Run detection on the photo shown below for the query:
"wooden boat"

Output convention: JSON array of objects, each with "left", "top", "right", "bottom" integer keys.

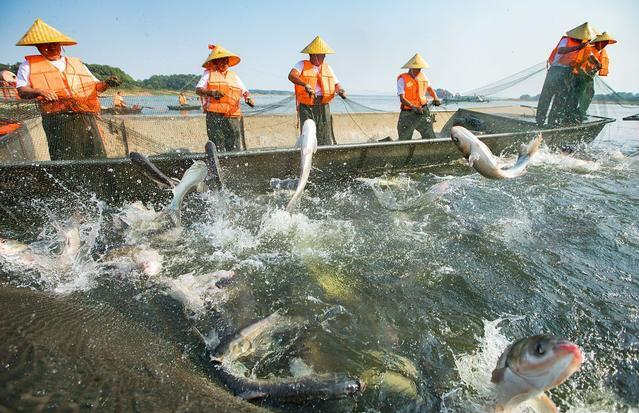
[
  {"left": 0, "top": 106, "right": 615, "bottom": 220},
  {"left": 167, "top": 104, "right": 201, "bottom": 111},
  {"left": 102, "top": 106, "right": 143, "bottom": 115}
]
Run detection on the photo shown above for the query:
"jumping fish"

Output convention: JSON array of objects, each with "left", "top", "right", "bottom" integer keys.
[
  {"left": 101, "top": 245, "right": 163, "bottom": 277},
  {"left": 286, "top": 119, "right": 318, "bottom": 212},
  {"left": 193, "top": 311, "right": 363, "bottom": 402},
  {"left": 160, "top": 161, "right": 208, "bottom": 226},
  {"left": 450, "top": 126, "right": 542, "bottom": 179},
  {"left": 204, "top": 141, "right": 224, "bottom": 190},
  {"left": 129, "top": 151, "right": 178, "bottom": 189},
  {"left": 491, "top": 335, "right": 584, "bottom": 413}
]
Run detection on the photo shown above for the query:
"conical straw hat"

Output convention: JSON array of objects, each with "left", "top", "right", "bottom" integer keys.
[
  {"left": 16, "top": 18, "right": 77, "bottom": 46},
  {"left": 565, "top": 22, "right": 598, "bottom": 40},
  {"left": 202, "top": 44, "right": 241, "bottom": 68},
  {"left": 402, "top": 53, "right": 430, "bottom": 69},
  {"left": 592, "top": 32, "right": 617, "bottom": 44},
  {"left": 300, "top": 36, "right": 335, "bottom": 54}
]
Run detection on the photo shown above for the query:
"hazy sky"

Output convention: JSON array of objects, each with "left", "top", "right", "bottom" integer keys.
[{"left": 2, "top": 0, "right": 637, "bottom": 94}]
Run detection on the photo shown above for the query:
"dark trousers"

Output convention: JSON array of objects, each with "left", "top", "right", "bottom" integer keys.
[
  {"left": 570, "top": 73, "right": 595, "bottom": 121},
  {"left": 298, "top": 99, "right": 335, "bottom": 146},
  {"left": 41, "top": 112, "right": 106, "bottom": 160},
  {"left": 206, "top": 112, "right": 244, "bottom": 151},
  {"left": 397, "top": 108, "right": 436, "bottom": 140},
  {"left": 536, "top": 66, "right": 574, "bottom": 126}
]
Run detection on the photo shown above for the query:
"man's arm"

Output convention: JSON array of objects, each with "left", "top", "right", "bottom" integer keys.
[
  {"left": 288, "top": 69, "right": 314, "bottom": 98},
  {"left": 427, "top": 87, "right": 441, "bottom": 105},
  {"left": 558, "top": 42, "right": 587, "bottom": 54},
  {"left": 17, "top": 86, "right": 58, "bottom": 101}
]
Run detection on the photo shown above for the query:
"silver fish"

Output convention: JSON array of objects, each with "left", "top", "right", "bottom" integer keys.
[
  {"left": 451, "top": 126, "right": 542, "bottom": 179},
  {"left": 160, "top": 161, "right": 208, "bottom": 226},
  {"left": 286, "top": 119, "right": 318, "bottom": 212},
  {"left": 193, "top": 311, "right": 363, "bottom": 402},
  {"left": 204, "top": 141, "right": 224, "bottom": 190},
  {"left": 491, "top": 335, "right": 584, "bottom": 412}
]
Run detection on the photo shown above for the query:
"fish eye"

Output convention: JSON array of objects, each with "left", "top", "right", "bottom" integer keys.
[{"left": 535, "top": 342, "right": 547, "bottom": 355}]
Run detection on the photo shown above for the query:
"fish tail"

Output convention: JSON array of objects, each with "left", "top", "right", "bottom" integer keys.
[{"left": 286, "top": 192, "right": 301, "bottom": 212}]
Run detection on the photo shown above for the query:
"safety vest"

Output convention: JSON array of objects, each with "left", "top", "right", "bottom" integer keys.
[
  {"left": 294, "top": 61, "right": 336, "bottom": 106},
  {"left": 547, "top": 36, "right": 585, "bottom": 68},
  {"left": 205, "top": 70, "right": 242, "bottom": 117},
  {"left": 0, "top": 81, "right": 18, "bottom": 100},
  {"left": 26, "top": 55, "right": 100, "bottom": 114},
  {"left": 598, "top": 49, "right": 609, "bottom": 76},
  {"left": 179, "top": 94, "right": 187, "bottom": 105},
  {"left": 398, "top": 72, "right": 429, "bottom": 110},
  {"left": 0, "top": 120, "right": 21, "bottom": 137}
]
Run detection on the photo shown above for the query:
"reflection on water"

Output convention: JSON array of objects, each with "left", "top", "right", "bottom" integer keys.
[{"left": 1, "top": 110, "right": 639, "bottom": 412}]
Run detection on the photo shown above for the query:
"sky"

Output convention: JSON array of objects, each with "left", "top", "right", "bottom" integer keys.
[{"left": 2, "top": 0, "right": 638, "bottom": 95}]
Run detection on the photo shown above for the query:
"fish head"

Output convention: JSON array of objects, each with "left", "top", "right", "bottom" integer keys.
[
  {"left": 0, "top": 238, "right": 28, "bottom": 255},
  {"left": 450, "top": 126, "right": 476, "bottom": 159},
  {"left": 186, "top": 161, "right": 209, "bottom": 179},
  {"left": 493, "top": 335, "right": 584, "bottom": 393}
]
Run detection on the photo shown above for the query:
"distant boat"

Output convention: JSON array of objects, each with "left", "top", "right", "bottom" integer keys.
[
  {"left": 167, "top": 104, "right": 201, "bottom": 111},
  {"left": 102, "top": 106, "right": 143, "bottom": 115},
  {"left": 443, "top": 95, "right": 489, "bottom": 104}
]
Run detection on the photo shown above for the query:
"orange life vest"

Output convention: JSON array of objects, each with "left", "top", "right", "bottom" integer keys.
[
  {"left": 547, "top": 36, "right": 585, "bottom": 68},
  {"left": 179, "top": 94, "right": 187, "bottom": 105},
  {"left": 0, "top": 120, "right": 21, "bottom": 137},
  {"left": 1, "top": 81, "right": 19, "bottom": 100},
  {"left": 398, "top": 72, "right": 429, "bottom": 110},
  {"left": 205, "top": 69, "right": 242, "bottom": 117},
  {"left": 26, "top": 55, "right": 100, "bottom": 114},
  {"left": 598, "top": 48, "right": 609, "bottom": 76},
  {"left": 294, "top": 61, "right": 336, "bottom": 106}
]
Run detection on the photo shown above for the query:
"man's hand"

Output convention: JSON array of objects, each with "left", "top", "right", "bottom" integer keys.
[
  {"left": 104, "top": 75, "right": 122, "bottom": 87},
  {"left": 209, "top": 90, "right": 225, "bottom": 99},
  {"left": 38, "top": 88, "right": 59, "bottom": 101},
  {"left": 412, "top": 105, "right": 424, "bottom": 114},
  {"left": 432, "top": 99, "right": 442, "bottom": 106},
  {"left": 245, "top": 97, "right": 255, "bottom": 108},
  {"left": 304, "top": 84, "right": 315, "bottom": 98},
  {"left": 337, "top": 89, "right": 347, "bottom": 99}
]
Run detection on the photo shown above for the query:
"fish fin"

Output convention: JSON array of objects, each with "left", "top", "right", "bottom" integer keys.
[
  {"left": 156, "top": 206, "right": 180, "bottom": 227},
  {"left": 239, "top": 391, "right": 268, "bottom": 400},
  {"left": 529, "top": 393, "right": 558, "bottom": 413},
  {"left": 468, "top": 152, "right": 480, "bottom": 168},
  {"left": 491, "top": 367, "right": 507, "bottom": 384}
]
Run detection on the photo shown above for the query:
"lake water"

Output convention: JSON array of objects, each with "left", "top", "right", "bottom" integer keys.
[{"left": 1, "top": 103, "right": 638, "bottom": 412}]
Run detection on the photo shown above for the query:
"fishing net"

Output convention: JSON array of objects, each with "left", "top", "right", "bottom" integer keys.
[{"left": 0, "top": 57, "right": 635, "bottom": 163}]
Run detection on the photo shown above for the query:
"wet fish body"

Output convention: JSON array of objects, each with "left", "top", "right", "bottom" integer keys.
[
  {"left": 450, "top": 126, "right": 542, "bottom": 179},
  {"left": 212, "top": 362, "right": 362, "bottom": 402},
  {"left": 161, "top": 161, "right": 208, "bottom": 226},
  {"left": 286, "top": 119, "right": 317, "bottom": 211},
  {"left": 491, "top": 335, "right": 584, "bottom": 412},
  {"left": 101, "top": 245, "right": 163, "bottom": 277}
]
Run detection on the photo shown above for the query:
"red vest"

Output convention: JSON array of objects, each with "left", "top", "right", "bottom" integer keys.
[
  {"left": 294, "top": 61, "right": 336, "bottom": 106},
  {"left": 26, "top": 55, "right": 100, "bottom": 114},
  {"left": 205, "top": 69, "right": 242, "bottom": 117}
]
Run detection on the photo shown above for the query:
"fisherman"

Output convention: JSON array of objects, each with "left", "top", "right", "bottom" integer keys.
[
  {"left": 396, "top": 53, "right": 442, "bottom": 141},
  {"left": 536, "top": 22, "right": 597, "bottom": 126},
  {"left": 178, "top": 91, "right": 188, "bottom": 106},
  {"left": 570, "top": 32, "right": 617, "bottom": 122},
  {"left": 0, "top": 70, "right": 19, "bottom": 100},
  {"left": 15, "top": 18, "right": 121, "bottom": 160},
  {"left": 195, "top": 44, "right": 254, "bottom": 152},
  {"left": 288, "top": 36, "right": 347, "bottom": 146},
  {"left": 113, "top": 91, "right": 127, "bottom": 108}
]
